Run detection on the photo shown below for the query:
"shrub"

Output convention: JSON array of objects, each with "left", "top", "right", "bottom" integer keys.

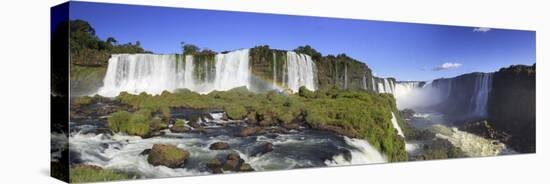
[
  {"left": 225, "top": 104, "right": 247, "bottom": 120},
  {"left": 107, "top": 110, "right": 151, "bottom": 137}
]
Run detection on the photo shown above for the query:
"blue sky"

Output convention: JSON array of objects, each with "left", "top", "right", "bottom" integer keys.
[{"left": 67, "top": 2, "right": 535, "bottom": 81}]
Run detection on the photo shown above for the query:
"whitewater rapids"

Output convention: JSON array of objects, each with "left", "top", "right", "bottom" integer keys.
[{"left": 67, "top": 118, "right": 387, "bottom": 178}]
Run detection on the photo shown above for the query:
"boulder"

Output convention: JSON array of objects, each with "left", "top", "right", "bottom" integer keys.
[
  {"left": 206, "top": 159, "right": 222, "bottom": 168},
  {"left": 239, "top": 163, "right": 254, "bottom": 172},
  {"left": 139, "top": 149, "right": 151, "bottom": 156},
  {"left": 147, "top": 144, "right": 190, "bottom": 168},
  {"left": 238, "top": 127, "right": 262, "bottom": 137},
  {"left": 170, "top": 126, "right": 190, "bottom": 133},
  {"left": 209, "top": 142, "right": 230, "bottom": 150},
  {"left": 227, "top": 153, "right": 241, "bottom": 161},
  {"left": 188, "top": 121, "right": 201, "bottom": 129},
  {"left": 223, "top": 159, "right": 240, "bottom": 171},
  {"left": 253, "top": 143, "right": 273, "bottom": 156},
  {"left": 282, "top": 122, "right": 300, "bottom": 130},
  {"left": 206, "top": 159, "right": 223, "bottom": 174}
]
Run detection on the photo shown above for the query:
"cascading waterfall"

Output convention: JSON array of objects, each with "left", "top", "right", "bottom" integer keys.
[
  {"left": 374, "top": 77, "right": 396, "bottom": 94},
  {"left": 470, "top": 73, "right": 492, "bottom": 117},
  {"left": 212, "top": 49, "right": 251, "bottom": 91},
  {"left": 285, "top": 52, "right": 317, "bottom": 92},
  {"left": 98, "top": 49, "right": 319, "bottom": 96},
  {"left": 362, "top": 74, "right": 367, "bottom": 90},
  {"left": 344, "top": 64, "right": 348, "bottom": 89},
  {"left": 391, "top": 112, "right": 404, "bottom": 137},
  {"left": 98, "top": 50, "right": 251, "bottom": 97},
  {"left": 99, "top": 54, "right": 182, "bottom": 97},
  {"left": 272, "top": 52, "right": 277, "bottom": 87},
  {"left": 324, "top": 137, "right": 386, "bottom": 166}
]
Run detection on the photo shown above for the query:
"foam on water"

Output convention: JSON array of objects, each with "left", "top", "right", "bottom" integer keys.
[
  {"left": 429, "top": 124, "right": 509, "bottom": 157},
  {"left": 325, "top": 137, "right": 386, "bottom": 166}
]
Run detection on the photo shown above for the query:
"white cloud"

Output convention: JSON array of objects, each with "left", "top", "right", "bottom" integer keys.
[
  {"left": 433, "top": 62, "right": 462, "bottom": 71},
  {"left": 473, "top": 27, "right": 491, "bottom": 32}
]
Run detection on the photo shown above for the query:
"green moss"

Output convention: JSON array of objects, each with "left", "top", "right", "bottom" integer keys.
[
  {"left": 174, "top": 119, "right": 186, "bottom": 127},
  {"left": 107, "top": 110, "right": 152, "bottom": 137},
  {"left": 70, "top": 165, "right": 130, "bottom": 183},
  {"left": 225, "top": 104, "right": 247, "bottom": 120},
  {"left": 150, "top": 117, "right": 166, "bottom": 131}
]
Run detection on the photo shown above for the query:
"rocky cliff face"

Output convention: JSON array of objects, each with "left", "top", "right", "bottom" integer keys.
[
  {"left": 249, "top": 46, "right": 376, "bottom": 92},
  {"left": 431, "top": 72, "right": 490, "bottom": 121},
  {"left": 488, "top": 64, "right": 535, "bottom": 153},
  {"left": 429, "top": 64, "right": 535, "bottom": 153},
  {"left": 316, "top": 54, "right": 375, "bottom": 91}
]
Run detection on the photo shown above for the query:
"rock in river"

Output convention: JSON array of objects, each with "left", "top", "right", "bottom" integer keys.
[
  {"left": 147, "top": 144, "right": 190, "bottom": 168},
  {"left": 209, "top": 142, "right": 230, "bottom": 150}
]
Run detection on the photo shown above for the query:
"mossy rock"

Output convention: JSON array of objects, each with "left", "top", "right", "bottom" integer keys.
[{"left": 147, "top": 144, "right": 190, "bottom": 168}]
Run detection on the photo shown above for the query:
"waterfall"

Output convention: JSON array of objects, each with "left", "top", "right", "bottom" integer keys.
[
  {"left": 99, "top": 54, "right": 180, "bottom": 97},
  {"left": 325, "top": 137, "right": 386, "bottom": 166},
  {"left": 98, "top": 49, "right": 251, "bottom": 97},
  {"left": 272, "top": 52, "right": 277, "bottom": 86},
  {"left": 212, "top": 49, "right": 251, "bottom": 91},
  {"left": 394, "top": 81, "right": 426, "bottom": 109},
  {"left": 391, "top": 112, "right": 405, "bottom": 137},
  {"left": 97, "top": 49, "right": 321, "bottom": 97},
  {"left": 371, "top": 77, "right": 377, "bottom": 92},
  {"left": 285, "top": 52, "right": 317, "bottom": 92},
  {"left": 470, "top": 73, "right": 493, "bottom": 117},
  {"left": 395, "top": 73, "right": 493, "bottom": 118},
  {"left": 374, "top": 77, "right": 396, "bottom": 94},
  {"left": 344, "top": 64, "right": 348, "bottom": 89},
  {"left": 362, "top": 74, "right": 367, "bottom": 90}
]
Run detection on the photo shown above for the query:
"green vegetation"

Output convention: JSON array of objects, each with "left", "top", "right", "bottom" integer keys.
[
  {"left": 174, "top": 119, "right": 186, "bottom": 127},
  {"left": 109, "top": 86, "right": 407, "bottom": 162},
  {"left": 72, "top": 96, "right": 94, "bottom": 106},
  {"left": 107, "top": 110, "right": 152, "bottom": 137},
  {"left": 70, "top": 165, "right": 131, "bottom": 183},
  {"left": 294, "top": 45, "right": 322, "bottom": 61}
]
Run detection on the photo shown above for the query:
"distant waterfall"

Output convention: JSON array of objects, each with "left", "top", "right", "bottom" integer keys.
[
  {"left": 374, "top": 77, "right": 396, "bottom": 94},
  {"left": 394, "top": 81, "right": 426, "bottom": 109},
  {"left": 98, "top": 49, "right": 251, "bottom": 97},
  {"left": 470, "top": 73, "right": 492, "bottom": 117},
  {"left": 285, "top": 52, "right": 317, "bottom": 92},
  {"left": 396, "top": 73, "right": 493, "bottom": 118}
]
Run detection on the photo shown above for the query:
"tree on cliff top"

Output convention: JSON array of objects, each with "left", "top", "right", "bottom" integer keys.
[{"left": 294, "top": 45, "right": 322, "bottom": 61}]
